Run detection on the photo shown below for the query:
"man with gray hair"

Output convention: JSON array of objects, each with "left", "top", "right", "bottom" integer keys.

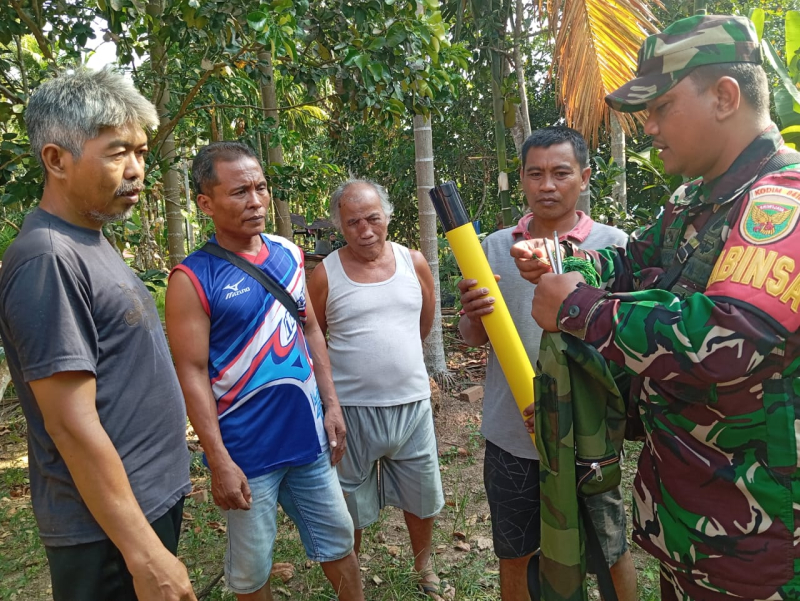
[
  {"left": 0, "top": 68, "right": 195, "bottom": 600},
  {"left": 308, "top": 180, "right": 450, "bottom": 600}
]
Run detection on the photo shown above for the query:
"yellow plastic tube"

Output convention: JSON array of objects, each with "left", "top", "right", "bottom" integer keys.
[{"left": 446, "top": 222, "right": 536, "bottom": 443}]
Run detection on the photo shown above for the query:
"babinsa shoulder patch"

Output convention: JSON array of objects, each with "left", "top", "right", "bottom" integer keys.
[{"left": 740, "top": 185, "right": 800, "bottom": 244}]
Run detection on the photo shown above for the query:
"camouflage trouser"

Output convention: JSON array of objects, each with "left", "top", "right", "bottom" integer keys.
[{"left": 659, "top": 563, "right": 800, "bottom": 600}]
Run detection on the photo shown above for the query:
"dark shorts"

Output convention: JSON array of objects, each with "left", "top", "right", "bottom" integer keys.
[
  {"left": 45, "top": 497, "right": 185, "bottom": 601},
  {"left": 483, "top": 440, "right": 628, "bottom": 568}
]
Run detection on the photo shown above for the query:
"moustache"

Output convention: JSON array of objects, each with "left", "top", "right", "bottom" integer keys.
[{"left": 116, "top": 180, "right": 144, "bottom": 196}]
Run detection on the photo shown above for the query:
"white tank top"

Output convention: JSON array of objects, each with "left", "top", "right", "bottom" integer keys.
[{"left": 323, "top": 242, "right": 431, "bottom": 407}]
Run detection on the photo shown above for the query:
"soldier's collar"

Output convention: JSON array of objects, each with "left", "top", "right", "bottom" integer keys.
[{"left": 702, "top": 123, "right": 783, "bottom": 205}]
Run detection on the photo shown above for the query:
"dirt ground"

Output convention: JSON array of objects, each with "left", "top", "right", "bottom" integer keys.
[{"left": 0, "top": 331, "right": 659, "bottom": 599}]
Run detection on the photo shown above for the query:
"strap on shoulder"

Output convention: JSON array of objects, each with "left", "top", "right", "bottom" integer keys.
[
  {"left": 658, "top": 150, "right": 800, "bottom": 292},
  {"left": 758, "top": 150, "right": 800, "bottom": 178},
  {"left": 200, "top": 242, "right": 302, "bottom": 328}
]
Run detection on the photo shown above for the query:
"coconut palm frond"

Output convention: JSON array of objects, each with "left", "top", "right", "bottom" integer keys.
[
  {"left": 544, "top": 0, "right": 660, "bottom": 147},
  {"left": 284, "top": 103, "right": 329, "bottom": 131}
]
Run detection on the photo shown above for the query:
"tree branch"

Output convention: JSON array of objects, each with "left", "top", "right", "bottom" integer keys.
[
  {"left": 0, "top": 83, "right": 24, "bottom": 105},
  {"left": 478, "top": 45, "right": 515, "bottom": 64},
  {"left": 9, "top": 0, "right": 53, "bottom": 62},
  {"left": 2, "top": 218, "right": 20, "bottom": 232},
  {"left": 0, "top": 153, "right": 30, "bottom": 173},
  {"left": 187, "top": 95, "right": 338, "bottom": 116},
  {"left": 15, "top": 35, "right": 29, "bottom": 96},
  {"left": 151, "top": 46, "right": 251, "bottom": 149}
]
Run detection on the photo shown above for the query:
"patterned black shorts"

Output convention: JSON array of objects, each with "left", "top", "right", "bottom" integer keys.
[
  {"left": 483, "top": 439, "right": 541, "bottom": 558},
  {"left": 483, "top": 439, "right": 628, "bottom": 566}
]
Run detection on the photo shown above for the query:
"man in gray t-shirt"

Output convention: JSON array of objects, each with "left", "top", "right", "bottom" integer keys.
[
  {"left": 458, "top": 127, "right": 635, "bottom": 601},
  {"left": 0, "top": 69, "right": 194, "bottom": 601}
]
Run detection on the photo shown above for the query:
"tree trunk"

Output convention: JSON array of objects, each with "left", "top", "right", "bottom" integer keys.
[
  {"left": 0, "top": 354, "right": 10, "bottom": 401},
  {"left": 159, "top": 132, "right": 185, "bottom": 267},
  {"left": 413, "top": 114, "right": 448, "bottom": 378},
  {"left": 491, "top": 49, "right": 513, "bottom": 226},
  {"left": 183, "top": 160, "right": 195, "bottom": 251},
  {"left": 577, "top": 188, "right": 591, "bottom": 216},
  {"left": 513, "top": 0, "right": 532, "bottom": 142},
  {"left": 258, "top": 50, "right": 293, "bottom": 240},
  {"left": 610, "top": 113, "right": 627, "bottom": 210},
  {"left": 510, "top": 105, "right": 525, "bottom": 158},
  {"left": 148, "top": 2, "right": 186, "bottom": 268}
]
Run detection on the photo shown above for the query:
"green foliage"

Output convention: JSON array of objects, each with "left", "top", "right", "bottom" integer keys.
[
  {"left": 438, "top": 235, "right": 461, "bottom": 308},
  {"left": 590, "top": 143, "right": 683, "bottom": 234},
  {"left": 757, "top": 7, "right": 800, "bottom": 147},
  {"left": 589, "top": 155, "right": 625, "bottom": 205},
  {"left": 138, "top": 268, "right": 168, "bottom": 293},
  {"left": 0, "top": 210, "right": 26, "bottom": 261}
]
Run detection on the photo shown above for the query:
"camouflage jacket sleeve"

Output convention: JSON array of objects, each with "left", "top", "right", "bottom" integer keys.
[{"left": 557, "top": 176, "right": 800, "bottom": 386}]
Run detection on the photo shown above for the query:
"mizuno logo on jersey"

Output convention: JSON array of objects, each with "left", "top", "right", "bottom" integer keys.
[{"left": 224, "top": 277, "right": 251, "bottom": 300}]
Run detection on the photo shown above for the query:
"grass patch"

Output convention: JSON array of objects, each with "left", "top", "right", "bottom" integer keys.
[
  {"left": 0, "top": 406, "right": 663, "bottom": 600},
  {"left": 0, "top": 409, "right": 47, "bottom": 600},
  {"left": 151, "top": 285, "right": 167, "bottom": 321}
]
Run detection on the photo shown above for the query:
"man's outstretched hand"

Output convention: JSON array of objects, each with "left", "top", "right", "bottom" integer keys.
[{"left": 510, "top": 240, "right": 554, "bottom": 284}]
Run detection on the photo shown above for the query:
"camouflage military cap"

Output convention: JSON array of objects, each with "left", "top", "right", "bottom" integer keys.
[{"left": 606, "top": 14, "right": 762, "bottom": 113}]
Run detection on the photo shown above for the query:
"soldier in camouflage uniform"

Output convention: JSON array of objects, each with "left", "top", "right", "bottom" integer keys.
[{"left": 512, "top": 14, "right": 800, "bottom": 600}]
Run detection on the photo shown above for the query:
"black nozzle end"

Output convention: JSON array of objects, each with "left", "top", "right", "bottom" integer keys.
[{"left": 429, "top": 181, "right": 470, "bottom": 232}]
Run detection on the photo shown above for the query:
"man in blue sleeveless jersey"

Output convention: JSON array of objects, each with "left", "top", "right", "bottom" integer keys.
[{"left": 166, "top": 142, "right": 363, "bottom": 601}]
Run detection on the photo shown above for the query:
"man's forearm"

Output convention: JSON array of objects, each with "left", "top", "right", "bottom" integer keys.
[
  {"left": 178, "top": 370, "right": 233, "bottom": 468},
  {"left": 305, "top": 326, "right": 340, "bottom": 408},
  {"left": 48, "top": 419, "right": 166, "bottom": 567},
  {"left": 458, "top": 315, "right": 490, "bottom": 347}
]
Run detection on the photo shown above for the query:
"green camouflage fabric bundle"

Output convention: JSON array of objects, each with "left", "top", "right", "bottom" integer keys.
[{"left": 534, "top": 333, "right": 626, "bottom": 601}]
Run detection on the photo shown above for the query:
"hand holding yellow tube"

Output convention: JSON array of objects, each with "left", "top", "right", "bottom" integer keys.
[{"left": 430, "top": 182, "right": 536, "bottom": 443}]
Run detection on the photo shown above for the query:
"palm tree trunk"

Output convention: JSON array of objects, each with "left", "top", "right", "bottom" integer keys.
[
  {"left": 183, "top": 160, "right": 196, "bottom": 250},
  {"left": 413, "top": 114, "right": 448, "bottom": 377},
  {"left": 610, "top": 113, "right": 627, "bottom": 210},
  {"left": 491, "top": 49, "right": 513, "bottom": 226},
  {"left": 513, "top": 0, "right": 532, "bottom": 142},
  {"left": 259, "top": 50, "right": 293, "bottom": 239}
]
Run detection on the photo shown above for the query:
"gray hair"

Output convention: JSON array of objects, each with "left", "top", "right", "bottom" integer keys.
[
  {"left": 26, "top": 67, "right": 159, "bottom": 173},
  {"left": 330, "top": 179, "right": 394, "bottom": 229}
]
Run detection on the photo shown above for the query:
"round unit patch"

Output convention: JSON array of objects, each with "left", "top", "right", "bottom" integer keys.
[{"left": 740, "top": 186, "right": 800, "bottom": 245}]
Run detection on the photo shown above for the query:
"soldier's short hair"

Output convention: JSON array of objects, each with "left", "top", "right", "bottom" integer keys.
[
  {"left": 521, "top": 126, "right": 589, "bottom": 171},
  {"left": 26, "top": 67, "right": 159, "bottom": 175},
  {"left": 688, "top": 62, "right": 770, "bottom": 117},
  {"left": 192, "top": 141, "right": 260, "bottom": 196}
]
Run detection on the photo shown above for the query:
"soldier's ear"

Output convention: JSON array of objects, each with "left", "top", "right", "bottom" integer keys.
[{"left": 713, "top": 76, "right": 741, "bottom": 121}]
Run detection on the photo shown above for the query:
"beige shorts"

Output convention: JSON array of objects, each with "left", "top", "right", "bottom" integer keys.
[{"left": 337, "top": 399, "right": 445, "bottom": 529}]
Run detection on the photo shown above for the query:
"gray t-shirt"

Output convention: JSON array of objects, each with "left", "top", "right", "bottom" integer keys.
[
  {"left": 480, "top": 215, "right": 628, "bottom": 459},
  {"left": 0, "top": 209, "right": 191, "bottom": 546}
]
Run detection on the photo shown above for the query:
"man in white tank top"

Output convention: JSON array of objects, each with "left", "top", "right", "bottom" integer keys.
[{"left": 308, "top": 180, "right": 450, "bottom": 600}]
